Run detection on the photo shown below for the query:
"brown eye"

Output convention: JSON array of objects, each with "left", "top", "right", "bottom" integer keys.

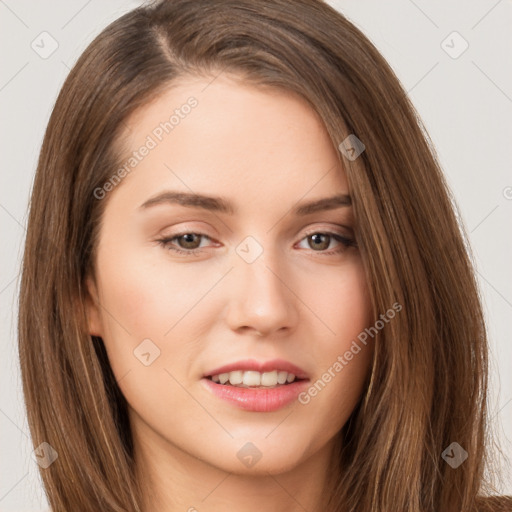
[
  {"left": 297, "top": 230, "right": 355, "bottom": 256},
  {"left": 157, "top": 232, "right": 213, "bottom": 256},
  {"left": 308, "top": 233, "right": 331, "bottom": 251},
  {"left": 176, "top": 233, "right": 203, "bottom": 250}
]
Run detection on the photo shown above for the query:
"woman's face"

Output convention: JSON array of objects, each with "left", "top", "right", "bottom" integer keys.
[{"left": 86, "top": 74, "right": 373, "bottom": 477}]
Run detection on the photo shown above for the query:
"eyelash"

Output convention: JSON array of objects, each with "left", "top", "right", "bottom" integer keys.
[{"left": 156, "top": 229, "right": 356, "bottom": 257}]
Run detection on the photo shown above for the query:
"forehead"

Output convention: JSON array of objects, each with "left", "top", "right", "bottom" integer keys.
[{"left": 109, "top": 74, "right": 349, "bottom": 212}]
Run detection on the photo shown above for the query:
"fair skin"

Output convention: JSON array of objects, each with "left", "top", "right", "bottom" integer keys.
[{"left": 86, "top": 73, "right": 374, "bottom": 512}]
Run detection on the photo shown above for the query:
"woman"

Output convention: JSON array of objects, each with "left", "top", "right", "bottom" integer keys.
[{"left": 18, "top": 0, "right": 511, "bottom": 510}]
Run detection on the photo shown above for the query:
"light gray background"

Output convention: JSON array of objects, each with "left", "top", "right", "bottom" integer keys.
[{"left": 1, "top": 1, "right": 511, "bottom": 510}]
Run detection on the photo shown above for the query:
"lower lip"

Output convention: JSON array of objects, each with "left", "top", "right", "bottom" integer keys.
[{"left": 201, "top": 378, "right": 310, "bottom": 412}]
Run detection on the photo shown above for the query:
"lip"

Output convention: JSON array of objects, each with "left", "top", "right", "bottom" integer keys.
[
  {"left": 201, "top": 377, "right": 310, "bottom": 412},
  {"left": 203, "top": 358, "right": 309, "bottom": 380}
]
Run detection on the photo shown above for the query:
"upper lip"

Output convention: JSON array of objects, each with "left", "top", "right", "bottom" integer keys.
[{"left": 204, "top": 358, "right": 309, "bottom": 380}]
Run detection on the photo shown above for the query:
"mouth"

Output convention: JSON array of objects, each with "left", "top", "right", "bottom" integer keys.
[
  {"left": 201, "top": 359, "right": 310, "bottom": 411},
  {"left": 203, "top": 358, "right": 309, "bottom": 389},
  {"left": 205, "top": 370, "right": 307, "bottom": 388}
]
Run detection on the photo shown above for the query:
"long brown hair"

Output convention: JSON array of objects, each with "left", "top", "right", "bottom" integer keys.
[{"left": 18, "top": 0, "right": 510, "bottom": 510}]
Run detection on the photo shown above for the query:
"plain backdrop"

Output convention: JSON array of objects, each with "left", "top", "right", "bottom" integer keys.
[{"left": 1, "top": 1, "right": 511, "bottom": 510}]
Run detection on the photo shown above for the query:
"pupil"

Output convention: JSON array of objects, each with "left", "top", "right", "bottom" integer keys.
[
  {"left": 310, "top": 233, "right": 329, "bottom": 250},
  {"left": 180, "top": 234, "right": 199, "bottom": 248}
]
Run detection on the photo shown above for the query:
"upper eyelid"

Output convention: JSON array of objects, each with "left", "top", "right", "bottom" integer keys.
[
  {"left": 159, "top": 234, "right": 351, "bottom": 258},
  {"left": 161, "top": 227, "right": 353, "bottom": 247},
  {"left": 161, "top": 221, "right": 353, "bottom": 238}
]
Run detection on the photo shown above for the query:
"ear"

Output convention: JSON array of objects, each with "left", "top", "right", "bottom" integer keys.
[{"left": 85, "top": 276, "right": 103, "bottom": 337}]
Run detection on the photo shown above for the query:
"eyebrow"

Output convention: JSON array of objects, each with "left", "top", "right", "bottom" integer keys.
[{"left": 139, "top": 191, "right": 352, "bottom": 215}]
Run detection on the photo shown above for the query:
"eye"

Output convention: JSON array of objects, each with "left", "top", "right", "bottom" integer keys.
[
  {"left": 296, "top": 231, "right": 356, "bottom": 256},
  {"left": 157, "top": 232, "right": 212, "bottom": 256},
  {"left": 156, "top": 229, "right": 356, "bottom": 257}
]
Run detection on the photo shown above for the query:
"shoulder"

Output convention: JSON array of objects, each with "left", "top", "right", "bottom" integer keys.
[{"left": 473, "top": 495, "right": 512, "bottom": 512}]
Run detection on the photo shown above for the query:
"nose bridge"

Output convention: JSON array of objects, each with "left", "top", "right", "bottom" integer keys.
[{"left": 225, "top": 235, "right": 298, "bottom": 335}]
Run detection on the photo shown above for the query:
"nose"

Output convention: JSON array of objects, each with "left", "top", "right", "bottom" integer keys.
[{"left": 224, "top": 252, "right": 299, "bottom": 337}]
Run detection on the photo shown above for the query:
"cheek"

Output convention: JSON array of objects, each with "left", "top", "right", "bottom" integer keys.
[
  {"left": 92, "top": 249, "right": 214, "bottom": 423},
  {"left": 298, "top": 257, "right": 373, "bottom": 427},
  {"left": 93, "top": 244, "right": 229, "bottom": 398},
  {"left": 309, "top": 256, "right": 371, "bottom": 340},
  {"left": 95, "top": 246, "right": 221, "bottom": 341}
]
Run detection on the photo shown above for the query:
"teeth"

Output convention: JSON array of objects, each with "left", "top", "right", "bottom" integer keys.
[
  {"left": 277, "top": 371, "right": 288, "bottom": 384},
  {"left": 261, "top": 370, "right": 277, "bottom": 386},
  {"left": 209, "top": 370, "right": 298, "bottom": 387},
  {"left": 229, "top": 370, "right": 243, "bottom": 385},
  {"left": 243, "top": 371, "right": 261, "bottom": 386}
]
